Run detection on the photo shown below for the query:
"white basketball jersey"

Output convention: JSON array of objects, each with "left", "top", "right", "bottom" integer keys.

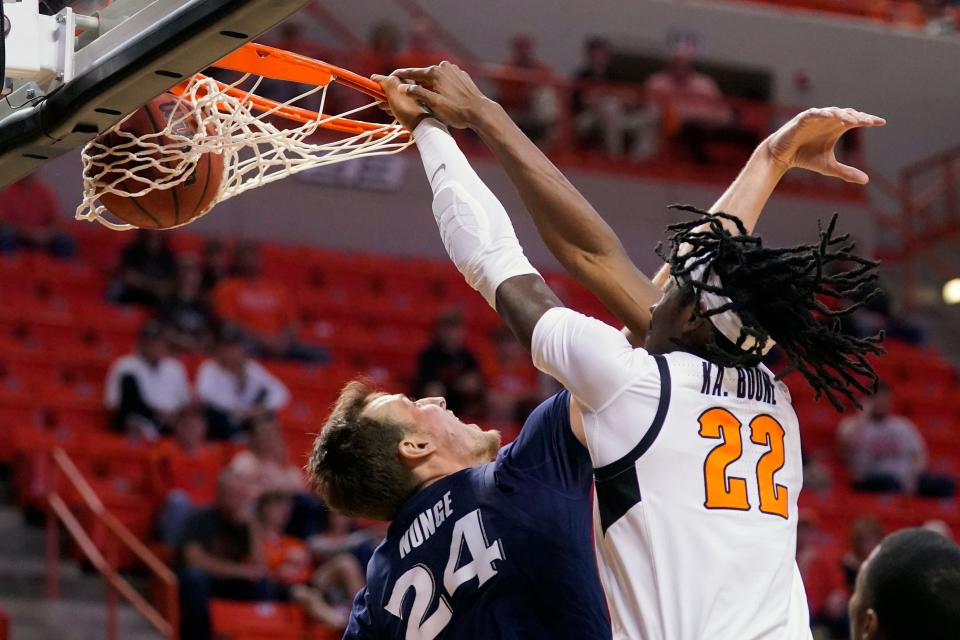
[{"left": 532, "top": 307, "right": 812, "bottom": 640}]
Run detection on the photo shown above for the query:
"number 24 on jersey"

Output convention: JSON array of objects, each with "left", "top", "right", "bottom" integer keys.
[{"left": 385, "top": 509, "right": 504, "bottom": 640}]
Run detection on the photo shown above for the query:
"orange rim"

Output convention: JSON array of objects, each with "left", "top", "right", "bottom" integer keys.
[
  {"left": 215, "top": 42, "right": 386, "bottom": 101},
  {"left": 168, "top": 42, "right": 404, "bottom": 138},
  {"left": 170, "top": 42, "right": 406, "bottom": 137}
]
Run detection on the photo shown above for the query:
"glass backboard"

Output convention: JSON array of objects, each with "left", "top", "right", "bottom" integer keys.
[{"left": 0, "top": 0, "right": 311, "bottom": 188}]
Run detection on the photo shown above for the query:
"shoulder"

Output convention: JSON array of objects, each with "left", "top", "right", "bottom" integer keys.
[
  {"left": 892, "top": 416, "right": 920, "bottom": 435},
  {"left": 161, "top": 357, "right": 188, "bottom": 376},
  {"left": 110, "top": 354, "right": 140, "bottom": 371},
  {"left": 246, "top": 360, "right": 274, "bottom": 380},
  {"left": 692, "top": 73, "right": 721, "bottom": 92},
  {"left": 196, "top": 359, "right": 219, "bottom": 378}
]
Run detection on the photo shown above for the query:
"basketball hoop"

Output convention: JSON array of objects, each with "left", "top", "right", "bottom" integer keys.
[{"left": 76, "top": 43, "right": 413, "bottom": 230}]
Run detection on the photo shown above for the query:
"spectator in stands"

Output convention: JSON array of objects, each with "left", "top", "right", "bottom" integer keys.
[
  {"left": 261, "top": 22, "right": 330, "bottom": 108},
  {"left": 108, "top": 230, "right": 177, "bottom": 307},
  {"left": 801, "top": 452, "right": 834, "bottom": 493},
  {"left": 0, "top": 175, "right": 75, "bottom": 258},
  {"left": 308, "top": 510, "right": 381, "bottom": 573},
  {"left": 270, "top": 20, "right": 325, "bottom": 59},
  {"left": 104, "top": 321, "right": 191, "bottom": 440},
  {"left": 229, "top": 415, "right": 323, "bottom": 538},
  {"left": 414, "top": 309, "right": 485, "bottom": 417},
  {"left": 843, "top": 516, "right": 885, "bottom": 591},
  {"left": 571, "top": 37, "right": 659, "bottom": 160},
  {"left": 154, "top": 405, "right": 224, "bottom": 545},
  {"left": 257, "top": 491, "right": 363, "bottom": 632},
  {"left": 923, "top": 0, "right": 957, "bottom": 35},
  {"left": 196, "top": 325, "right": 290, "bottom": 440},
  {"left": 358, "top": 20, "right": 401, "bottom": 79},
  {"left": 850, "top": 287, "right": 925, "bottom": 345},
  {"left": 161, "top": 254, "right": 215, "bottom": 353},
  {"left": 484, "top": 326, "right": 539, "bottom": 439},
  {"left": 212, "top": 240, "right": 327, "bottom": 362},
  {"left": 397, "top": 18, "right": 450, "bottom": 69},
  {"left": 496, "top": 33, "right": 557, "bottom": 145},
  {"left": 229, "top": 415, "right": 303, "bottom": 495},
  {"left": 177, "top": 469, "right": 281, "bottom": 640},
  {"left": 645, "top": 43, "right": 759, "bottom": 164},
  {"left": 200, "top": 237, "right": 231, "bottom": 294},
  {"left": 257, "top": 490, "right": 313, "bottom": 585},
  {"left": 838, "top": 384, "right": 956, "bottom": 497},
  {"left": 796, "top": 510, "right": 848, "bottom": 638}
]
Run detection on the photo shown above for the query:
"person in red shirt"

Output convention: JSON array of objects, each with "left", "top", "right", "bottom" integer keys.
[
  {"left": 644, "top": 43, "right": 759, "bottom": 164},
  {"left": 256, "top": 490, "right": 364, "bottom": 633},
  {"left": 0, "top": 175, "right": 75, "bottom": 258},
  {"left": 356, "top": 21, "right": 402, "bottom": 82},
  {"left": 396, "top": 18, "right": 452, "bottom": 70},
  {"left": 153, "top": 406, "right": 226, "bottom": 544},
  {"left": 257, "top": 491, "right": 314, "bottom": 586},
  {"left": 212, "top": 241, "right": 326, "bottom": 362}
]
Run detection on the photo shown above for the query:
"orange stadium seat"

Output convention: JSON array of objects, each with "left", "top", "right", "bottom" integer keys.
[{"left": 209, "top": 600, "right": 305, "bottom": 640}]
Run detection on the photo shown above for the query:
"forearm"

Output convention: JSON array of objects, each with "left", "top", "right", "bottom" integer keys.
[
  {"left": 413, "top": 118, "right": 540, "bottom": 309},
  {"left": 651, "top": 143, "right": 789, "bottom": 287},
  {"left": 472, "top": 101, "right": 660, "bottom": 335}
]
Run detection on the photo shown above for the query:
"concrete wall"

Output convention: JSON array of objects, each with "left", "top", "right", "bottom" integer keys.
[{"left": 324, "top": 0, "right": 959, "bottom": 177}]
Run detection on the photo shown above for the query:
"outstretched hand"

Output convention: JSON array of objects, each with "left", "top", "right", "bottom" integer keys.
[
  {"left": 390, "top": 61, "right": 495, "bottom": 130},
  {"left": 764, "top": 107, "right": 885, "bottom": 184}
]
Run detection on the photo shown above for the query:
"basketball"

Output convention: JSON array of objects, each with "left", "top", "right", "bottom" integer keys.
[{"left": 95, "top": 94, "right": 224, "bottom": 229}]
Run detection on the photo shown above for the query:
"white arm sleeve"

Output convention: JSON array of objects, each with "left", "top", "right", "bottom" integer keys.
[
  {"left": 531, "top": 306, "right": 645, "bottom": 413},
  {"left": 413, "top": 118, "right": 540, "bottom": 308}
]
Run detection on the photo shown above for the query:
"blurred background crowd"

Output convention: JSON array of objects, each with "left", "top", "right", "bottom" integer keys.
[{"left": 1, "top": 1, "right": 959, "bottom": 639}]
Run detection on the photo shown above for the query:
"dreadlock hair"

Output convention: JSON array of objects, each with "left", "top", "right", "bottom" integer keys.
[{"left": 657, "top": 205, "right": 884, "bottom": 411}]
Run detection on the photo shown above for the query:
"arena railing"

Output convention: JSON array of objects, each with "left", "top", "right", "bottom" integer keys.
[
  {"left": 465, "top": 62, "right": 868, "bottom": 201},
  {"left": 45, "top": 447, "right": 179, "bottom": 640},
  {"left": 874, "top": 144, "right": 960, "bottom": 311},
  {"left": 714, "top": 0, "right": 956, "bottom": 29}
]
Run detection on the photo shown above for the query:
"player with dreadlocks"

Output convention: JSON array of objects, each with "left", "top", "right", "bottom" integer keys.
[
  {"left": 658, "top": 205, "right": 884, "bottom": 409},
  {"left": 370, "top": 63, "right": 886, "bottom": 640}
]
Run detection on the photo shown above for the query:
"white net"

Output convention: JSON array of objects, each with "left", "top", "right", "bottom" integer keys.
[{"left": 77, "top": 72, "right": 412, "bottom": 230}]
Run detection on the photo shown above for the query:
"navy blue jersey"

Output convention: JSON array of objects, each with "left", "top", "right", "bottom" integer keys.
[{"left": 344, "top": 391, "right": 610, "bottom": 639}]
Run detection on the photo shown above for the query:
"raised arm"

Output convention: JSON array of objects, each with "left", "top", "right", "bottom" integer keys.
[
  {"left": 390, "top": 63, "right": 883, "bottom": 338},
  {"left": 370, "top": 79, "right": 563, "bottom": 350},
  {"left": 376, "top": 78, "right": 639, "bottom": 447}
]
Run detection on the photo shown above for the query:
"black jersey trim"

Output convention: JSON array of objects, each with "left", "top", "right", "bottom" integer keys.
[
  {"left": 593, "top": 355, "right": 672, "bottom": 482},
  {"left": 593, "top": 354, "right": 671, "bottom": 534}
]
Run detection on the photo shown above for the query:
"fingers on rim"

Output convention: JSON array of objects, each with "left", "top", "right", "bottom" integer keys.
[{"left": 392, "top": 67, "right": 434, "bottom": 79}]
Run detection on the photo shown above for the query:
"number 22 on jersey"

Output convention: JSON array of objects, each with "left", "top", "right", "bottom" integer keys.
[
  {"left": 385, "top": 509, "right": 504, "bottom": 640},
  {"left": 698, "top": 407, "right": 789, "bottom": 519}
]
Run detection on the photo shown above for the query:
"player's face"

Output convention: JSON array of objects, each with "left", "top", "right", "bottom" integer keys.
[
  {"left": 848, "top": 546, "right": 880, "bottom": 640},
  {"left": 364, "top": 394, "right": 501, "bottom": 467}
]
